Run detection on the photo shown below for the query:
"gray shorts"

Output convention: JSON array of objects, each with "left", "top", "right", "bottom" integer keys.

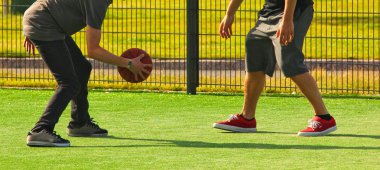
[{"left": 245, "top": 5, "right": 314, "bottom": 77}]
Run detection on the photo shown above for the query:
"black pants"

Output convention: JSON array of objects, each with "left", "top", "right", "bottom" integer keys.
[{"left": 30, "top": 36, "right": 92, "bottom": 132}]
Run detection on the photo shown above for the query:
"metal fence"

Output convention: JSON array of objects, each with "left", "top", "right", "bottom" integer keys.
[{"left": 1, "top": 0, "right": 379, "bottom": 95}]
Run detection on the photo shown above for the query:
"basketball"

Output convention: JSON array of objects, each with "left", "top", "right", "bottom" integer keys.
[{"left": 117, "top": 48, "right": 153, "bottom": 83}]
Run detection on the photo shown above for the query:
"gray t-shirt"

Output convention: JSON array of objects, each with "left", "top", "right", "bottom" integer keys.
[{"left": 23, "top": 0, "right": 112, "bottom": 41}]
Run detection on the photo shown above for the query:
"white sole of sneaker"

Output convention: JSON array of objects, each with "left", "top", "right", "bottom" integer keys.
[
  {"left": 213, "top": 123, "right": 257, "bottom": 132},
  {"left": 297, "top": 126, "right": 337, "bottom": 137},
  {"left": 67, "top": 133, "right": 108, "bottom": 137},
  {"left": 27, "top": 141, "right": 70, "bottom": 147}
]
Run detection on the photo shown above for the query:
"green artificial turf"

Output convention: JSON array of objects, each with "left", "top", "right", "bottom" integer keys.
[{"left": 0, "top": 88, "right": 379, "bottom": 169}]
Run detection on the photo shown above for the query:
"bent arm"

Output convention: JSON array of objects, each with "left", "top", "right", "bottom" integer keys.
[{"left": 86, "top": 26, "right": 129, "bottom": 68}]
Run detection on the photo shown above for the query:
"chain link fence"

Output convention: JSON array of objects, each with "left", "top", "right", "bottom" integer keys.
[{"left": 1, "top": 0, "right": 379, "bottom": 95}]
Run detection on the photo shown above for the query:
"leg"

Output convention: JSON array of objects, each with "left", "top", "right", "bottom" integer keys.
[
  {"left": 64, "top": 36, "right": 93, "bottom": 127},
  {"left": 30, "top": 39, "right": 81, "bottom": 132},
  {"left": 213, "top": 71, "right": 264, "bottom": 132},
  {"left": 295, "top": 72, "right": 337, "bottom": 136},
  {"left": 273, "top": 40, "right": 336, "bottom": 136},
  {"left": 272, "top": 5, "right": 327, "bottom": 115},
  {"left": 64, "top": 36, "right": 108, "bottom": 137},
  {"left": 213, "top": 28, "right": 274, "bottom": 132},
  {"left": 241, "top": 33, "right": 276, "bottom": 119},
  {"left": 241, "top": 71, "right": 266, "bottom": 119},
  {"left": 273, "top": 36, "right": 328, "bottom": 115},
  {"left": 271, "top": 6, "right": 336, "bottom": 136},
  {"left": 291, "top": 73, "right": 328, "bottom": 115}
]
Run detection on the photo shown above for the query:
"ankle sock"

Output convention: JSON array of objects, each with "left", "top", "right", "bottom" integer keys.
[{"left": 317, "top": 114, "right": 332, "bottom": 120}]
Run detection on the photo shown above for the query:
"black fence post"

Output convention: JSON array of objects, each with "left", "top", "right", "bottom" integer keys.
[{"left": 186, "top": 0, "right": 199, "bottom": 95}]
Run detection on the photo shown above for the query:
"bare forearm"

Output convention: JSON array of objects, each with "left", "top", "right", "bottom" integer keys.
[
  {"left": 283, "top": 0, "right": 297, "bottom": 22},
  {"left": 86, "top": 26, "right": 129, "bottom": 68},
  {"left": 226, "top": 0, "right": 244, "bottom": 16},
  {"left": 88, "top": 47, "right": 129, "bottom": 68}
]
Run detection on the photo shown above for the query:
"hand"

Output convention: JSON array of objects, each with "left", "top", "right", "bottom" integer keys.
[
  {"left": 127, "top": 54, "right": 153, "bottom": 81},
  {"left": 219, "top": 14, "right": 235, "bottom": 39},
  {"left": 276, "top": 20, "right": 294, "bottom": 46},
  {"left": 24, "top": 37, "right": 35, "bottom": 56}
]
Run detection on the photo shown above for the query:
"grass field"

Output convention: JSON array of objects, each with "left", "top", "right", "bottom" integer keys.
[
  {"left": 1, "top": 0, "right": 379, "bottom": 59},
  {"left": 0, "top": 88, "right": 379, "bottom": 169}
]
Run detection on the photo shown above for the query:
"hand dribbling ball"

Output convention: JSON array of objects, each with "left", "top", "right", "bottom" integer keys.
[{"left": 117, "top": 48, "right": 152, "bottom": 83}]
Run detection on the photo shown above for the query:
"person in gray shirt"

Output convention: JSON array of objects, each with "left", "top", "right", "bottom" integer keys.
[{"left": 23, "top": 0, "right": 152, "bottom": 147}]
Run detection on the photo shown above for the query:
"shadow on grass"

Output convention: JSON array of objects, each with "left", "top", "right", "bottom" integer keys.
[
  {"left": 221, "top": 131, "right": 380, "bottom": 140},
  {"left": 220, "top": 131, "right": 295, "bottom": 135},
  {"left": 72, "top": 134, "right": 380, "bottom": 150},
  {"left": 220, "top": 131, "right": 380, "bottom": 140},
  {"left": 327, "top": 134, "right": 380, "bottom": 140}
]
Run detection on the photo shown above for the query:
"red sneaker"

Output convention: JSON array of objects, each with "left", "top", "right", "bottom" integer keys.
[
  {"left": 297, "top": 116, "right": 337, "bottom": 137},
  {"left": 213, "top": 114, "right": 257, "bottom": 132}
]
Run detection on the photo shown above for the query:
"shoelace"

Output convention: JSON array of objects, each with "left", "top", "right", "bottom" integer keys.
[
  {"left": 228, "top": 114, "right": 239, "bottom": 122},
  {"left": 49, "top": 131, "right": 64, "bottom": 140},
  {"left": 87, "top": 118, "right": 101, "bottom": 129},
  {"left": 307, "top": 120, "right": 322, "bottom": 129}
]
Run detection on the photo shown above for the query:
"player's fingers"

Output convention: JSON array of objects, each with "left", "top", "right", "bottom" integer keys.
[
  {"left": 27, "top": 44, "right": 31, "bottom": 53},
  {"left": 26, "top": 45, "right": 30, "bottom": 57},
  {"left": 281, "top": 35, "right": 286, "bottom": 45},
  {"left": 222, "top": 23, "right": 229, "bottom": 38},
  {"left": 285, "top": 32, "right": 292, "bottom": 45},
  {"left": 279, "top": 33, "right": 283, "bottom": 44},
  {"left": 136, "top": 54, "right": 145, "bottom": 60},
  {"left": 32, "top": 46, "right": 35, "bottom": 56},
  {"left": 228, "top": 26, "right": 232, "bottom": 37},
  {"left": 138, "top": 71, "right": 145, "bottom": 80},
  {"left": 223, "top": 29, "right": 228, "bottom": 38},
  {"left": 221, "top": 22, "right": 228, "bottom": 38},
  {"left": 222, "top": 25, "right": 227, "bottom": 37},
  {"left": 289, "top": 33, "right": 294, "bottom": 42},
  {"left": 224, "top": 26, "right": 230, "bottom": 38},
  {"left": 24, "top": 40, "right": 27, "bottom": 48},
  {"left": 142, "top": 68, "right": 150, "bottom": 75},
  {"left": 134, "top": 73, "right": 138, "bottom": 81},
  {"left": 219, "top": 23, "right": 225, "bottom": 37},
  {"left": 143, "top": 63, "right": 153, "bottom": 68},
  {"left": 221, "top": 31, "right": 226, "bottom": 39},
  {"left": 284, "top": 36, "right": 289, "bottom": 45},
  {"left": 284, "top": 31, "right": 290, "bottom": 44}
]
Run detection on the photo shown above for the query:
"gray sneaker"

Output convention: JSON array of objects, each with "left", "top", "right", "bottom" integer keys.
[
  {"left": 67, "top": 119, "right": 108, "bottom": 137},
  {"left": 26, "top": 130, "right": 70, "bottom": 147}
]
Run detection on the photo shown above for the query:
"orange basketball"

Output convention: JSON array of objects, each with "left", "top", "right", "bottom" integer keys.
[{"left": 117, "top": 48, "right": 152, "bottom": 83}]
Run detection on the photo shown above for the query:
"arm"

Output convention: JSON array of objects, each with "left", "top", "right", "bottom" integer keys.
[
  {"left": 24, "top": 37, "right": 35, "bottom": 56},
  {"left": 86, "top": 26, "right": 151, "bottom": 79},
  {"left": 220, "top": 0, "right": 244, "bottom": 39},
  {"left": 276, "top": 0, "right": 297, "bottom": 46}
]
